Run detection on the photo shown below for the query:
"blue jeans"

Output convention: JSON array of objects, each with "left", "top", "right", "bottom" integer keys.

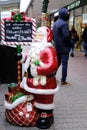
[
  {"left": 57, "top": 53, "right": 69, "bottom": 82},
  {"left": 70, "top": 40, "right": 76, "bottom": 55},
  {"left": 82, "top": 41, "right": 87, "bottom": 56}
]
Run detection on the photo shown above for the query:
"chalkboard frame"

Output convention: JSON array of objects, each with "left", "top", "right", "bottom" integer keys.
[{"left": 1, "top": 18, "right": 36, "bottom": 45}]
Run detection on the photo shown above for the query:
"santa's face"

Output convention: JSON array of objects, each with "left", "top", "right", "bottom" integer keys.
[
  {"left": 35, "top": 31, "right": 44, "bottom": 42},
  {"left": 35, "top": 27, "right": 47, "bottom": 42}
]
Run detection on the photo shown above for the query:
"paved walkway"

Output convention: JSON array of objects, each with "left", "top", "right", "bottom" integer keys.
[{"left": 0, "top": 50, "right": 87, "bottom": 130}]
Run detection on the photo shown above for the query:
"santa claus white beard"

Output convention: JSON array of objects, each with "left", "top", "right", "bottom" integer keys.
[
  {"left": 28, "top": 41, "right": 52, "bottom": 57},
  {"left": 23, "top": 41, "right": 52, "bottom": 73}
]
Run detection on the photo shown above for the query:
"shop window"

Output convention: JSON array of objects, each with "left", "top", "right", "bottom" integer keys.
[
  {"left": 82, "top": 5, "right": 87, "bottom": 30},
  {"left": 69, "top": 10, "right": 74, "bottom": 29}
]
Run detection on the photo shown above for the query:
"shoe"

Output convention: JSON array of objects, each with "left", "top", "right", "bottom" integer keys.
[
  {"left": 36, "top": 113, "right": 54, "bottom": 129},
  {"left": 70, "top": 53, "right": 74, "bottom": 57},
  {"left": 61, "top": 81, "right": 70, "bottom": 87},
  {"left": 36, "top": 109, "right": 54, "bottom": 129},
  {"left": 84, "top": 54, "right": 87, "bottom": 58},
  {"left": 84, "top": 54, "right": 87, "bottom": 57}
]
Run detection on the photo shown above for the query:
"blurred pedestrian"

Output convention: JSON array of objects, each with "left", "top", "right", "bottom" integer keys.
[
  {"left": 69, "top": 26, "right": 79, "bottom": 57},
  {"left": 82, "top": 26, "right": 87, "bottom": 59},
  {"left": 53, "top": 8, "right": 71, "bottom": 86}
]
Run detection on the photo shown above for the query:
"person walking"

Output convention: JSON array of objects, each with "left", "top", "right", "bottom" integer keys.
[
  {"left": 82, "top": 26, "right": 87, "bottom": 59},
  {"left": 53, "top": 8, "right": 71, "bottom": 86},
  {"left": 69, "top": 26, "right": 79, "bottom": 57}
]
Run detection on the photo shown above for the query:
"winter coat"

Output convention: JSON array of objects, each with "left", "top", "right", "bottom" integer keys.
[{"left": 53, "top": 8, "right": 71, "bottom": 54}]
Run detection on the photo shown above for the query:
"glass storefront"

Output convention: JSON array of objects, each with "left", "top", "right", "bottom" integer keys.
[
  {"left": 82, "top": 5, "right": 87, "bottom": 32},
  {"left": 69, "top": 5, "right": 87, "bottom": 50},
  {"left": 50, "top": 0, "right": 87, "bottom": 50}
]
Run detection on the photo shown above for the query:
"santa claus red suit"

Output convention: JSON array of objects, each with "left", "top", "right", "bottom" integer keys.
[{"left": 20, "top": 26, "right": 59, "bottom": 129}]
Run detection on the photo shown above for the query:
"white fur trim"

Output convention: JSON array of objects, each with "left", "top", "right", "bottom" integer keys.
[
  {"left": 23, "top": 81, "right": 59, "bottom": 94},
  {"left": 35, "top": 102, "right": 54, "bottom": 110},
  {"left": 24, "top": 56, "right": 30, "bottom": 72},
  {"left": 20, "top": 77, "right": 27, "bottom": 89},
  {"left": 4, "top": 95, "right": 34, "bottom": 110}
]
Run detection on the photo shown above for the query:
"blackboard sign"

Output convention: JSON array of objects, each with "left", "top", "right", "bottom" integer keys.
[{"left": 5, "top": 22, "right": 32, "bottom": 42}]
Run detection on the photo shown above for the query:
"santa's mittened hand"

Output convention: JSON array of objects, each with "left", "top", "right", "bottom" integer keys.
[{"left": 30, "top": 65, "right": 37, "bottom": 77}]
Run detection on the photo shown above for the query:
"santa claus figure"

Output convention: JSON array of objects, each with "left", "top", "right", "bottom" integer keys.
[{"left": 20, "top": 26, "right": 59, "bottom": 129}]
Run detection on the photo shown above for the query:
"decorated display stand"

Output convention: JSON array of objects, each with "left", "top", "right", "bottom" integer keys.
[
  {"left": 1, "top": 12, "right": 36, "bottom": 83},
  {"left": 3, "top": 12, "right": 59, "bottom": 129}
]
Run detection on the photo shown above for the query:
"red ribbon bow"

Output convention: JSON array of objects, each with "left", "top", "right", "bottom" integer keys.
[{"left": 11, "top": 11, "right": 25, "bottom": 21}]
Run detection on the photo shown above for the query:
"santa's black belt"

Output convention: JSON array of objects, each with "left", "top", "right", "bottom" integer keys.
[{"left": 28, "top": 74, "right": 55, "bottom": 78}]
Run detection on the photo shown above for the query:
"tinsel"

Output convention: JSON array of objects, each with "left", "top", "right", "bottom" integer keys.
[{"left": 11, "top": 92, "right": 24, "bottom": 103}]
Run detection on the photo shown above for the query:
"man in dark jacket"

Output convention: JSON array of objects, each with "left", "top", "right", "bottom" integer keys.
[
  {"left": 82, "top": 26, "right": 87, "bottom": 59},
  {"left": 53, "top": 8, "right": 71, "bottom": 86}
]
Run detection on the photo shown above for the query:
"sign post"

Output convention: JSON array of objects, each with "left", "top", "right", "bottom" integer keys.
[{"left": 17, "top": 45, "right": 21, "bottom": 84}]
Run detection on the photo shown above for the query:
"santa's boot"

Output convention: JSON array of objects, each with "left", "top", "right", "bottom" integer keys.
[{"left": 36, "top": 109, "right": 54, "bottom": 129}]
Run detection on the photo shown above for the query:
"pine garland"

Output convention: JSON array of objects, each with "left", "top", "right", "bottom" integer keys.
[{"left": 42, "top": 0, "right": 49, "bottom": 13}]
